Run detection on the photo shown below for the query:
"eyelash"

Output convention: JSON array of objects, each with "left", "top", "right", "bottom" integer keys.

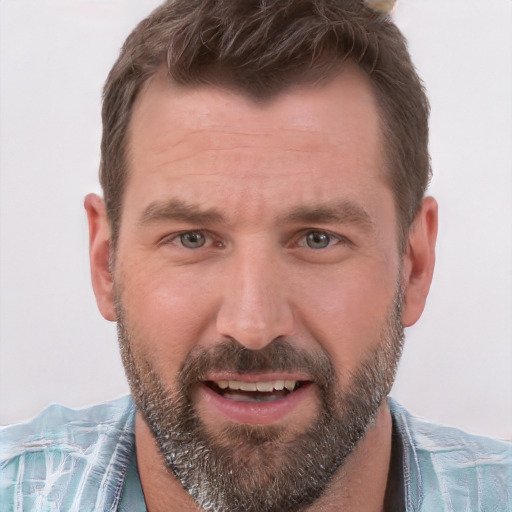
[
  {"left": 160, "top": 229, "right": 350, "bottom": 250},
  {"left": 161, "top": 230, "right": 218, "bottom": 249},
  {"left": 296, "top": 230, "right": 347, "bottom": 249}
]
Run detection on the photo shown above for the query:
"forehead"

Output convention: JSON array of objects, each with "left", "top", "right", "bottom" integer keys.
[
  {"left": 123, "top": 66, "right": 389, "bottom": 227},
  {"left": 128, "top": 65, "right": 382, "bottom": 156}
]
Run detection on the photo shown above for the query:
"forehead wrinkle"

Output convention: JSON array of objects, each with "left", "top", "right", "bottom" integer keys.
[
  {"left": 130, "top": 128, "right": 333, "bottom": 181},
  {"left": 144, "top": 126, "right": 329, "bottom": 156}
]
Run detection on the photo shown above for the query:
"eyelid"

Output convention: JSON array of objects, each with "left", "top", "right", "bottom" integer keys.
[
  {"left": 296, "top": 229, "right": 350, "bottom": 247},
  {"left": 158, "top": 228, "right": 350, "bottom": 249},
  {"left": 159, "top": 229, "right": 212, "bottom": 247}
]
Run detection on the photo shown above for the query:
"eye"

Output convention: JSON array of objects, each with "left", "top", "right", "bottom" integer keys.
[
  {"left": 179, "top": 231, "right": 206, "bottom": 249},
  {"left": 302, "top": 230, "right": 340, "bottom": 249},
  {"left": 159, "top": 230, "right": 225, "bottom": 251}
]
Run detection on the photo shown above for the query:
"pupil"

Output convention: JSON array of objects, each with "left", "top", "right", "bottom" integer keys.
[
  {"left": 181, "top": 232, "right": 205, "bottom": 248},
  {"left": 307, "top": 231, "right": 329, "bottom": 249}
]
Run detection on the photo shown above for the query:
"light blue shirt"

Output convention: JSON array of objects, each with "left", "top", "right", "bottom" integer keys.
[{"left": 1, "top": 396, "right": 510, "bottom": 511}]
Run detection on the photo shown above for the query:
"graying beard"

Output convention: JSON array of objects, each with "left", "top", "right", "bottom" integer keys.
[{"left": 115, "top": 287, "right": 404, "bottom": 512}]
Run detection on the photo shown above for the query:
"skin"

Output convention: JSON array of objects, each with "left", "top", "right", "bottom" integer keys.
[{"left": 85, "top": 65, "right": 437, "bottom": 511}]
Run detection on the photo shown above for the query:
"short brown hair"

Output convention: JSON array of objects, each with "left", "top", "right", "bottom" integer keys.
[{"left": 101, "top": 0, "right": 430, "bottom": 249}]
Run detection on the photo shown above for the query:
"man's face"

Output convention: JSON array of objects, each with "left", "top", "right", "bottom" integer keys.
[{"left": 114, "top": 67, "right": 405, "bottom": 511}]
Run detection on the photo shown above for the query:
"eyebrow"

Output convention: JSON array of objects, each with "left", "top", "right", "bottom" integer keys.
[
  {"left": 138, "top": 197, "right": 376, "bottom": 232},
  {"left": 280, "top": 200, "right": 376, "bottom": 232},
  {"left": 138, "top": 199, "right": 226, "bottom": 225}
]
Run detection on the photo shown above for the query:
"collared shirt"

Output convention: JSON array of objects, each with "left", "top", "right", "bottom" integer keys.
[{"left": 1, "top": 396, "right": 510, "bottom": 511}]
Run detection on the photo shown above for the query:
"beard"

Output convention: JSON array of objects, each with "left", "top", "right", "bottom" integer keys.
[{"left": 116, "top": 288, "right": 404, "bottom": 512}]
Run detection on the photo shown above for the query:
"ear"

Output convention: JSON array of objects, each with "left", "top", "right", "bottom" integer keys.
[
  {"left": 84, "top": 193, "right": 116, "bottom": 321},
  {"left": 401, "top": 196, "right": 438, "bottom": 327}
]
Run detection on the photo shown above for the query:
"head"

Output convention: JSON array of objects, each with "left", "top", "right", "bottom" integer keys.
[{"left": 86, "top": 1, "right": 437, "bottom": 511}]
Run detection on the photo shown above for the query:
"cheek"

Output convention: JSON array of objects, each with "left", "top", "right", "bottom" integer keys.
[
  {"left": 292, "top": 262, "right": 398, "bottom": 373},
  {"left": 116, "top": 259, "right": 220, "bottom": 376}
]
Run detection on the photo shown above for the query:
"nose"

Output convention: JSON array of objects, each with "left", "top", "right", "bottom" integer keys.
[{"left": 216, "top": 245, "right": 295, "bottom": 350}]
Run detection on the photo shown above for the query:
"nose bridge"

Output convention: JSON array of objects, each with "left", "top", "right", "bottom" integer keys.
[{"left": 216, "top": 240, "right": 294, "bottom": 350}]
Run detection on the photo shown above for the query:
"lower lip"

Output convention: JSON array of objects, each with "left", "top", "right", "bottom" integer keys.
[{"left": 198, "top": 383, "right": 314, "bottom": 425}]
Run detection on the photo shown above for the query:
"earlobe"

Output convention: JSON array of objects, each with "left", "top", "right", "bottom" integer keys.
[
  {"left": 84, "top": 193, "right": 117, "bottom": 322},
  {"left": 401, "top": 196, "right": 438, "bottom": 327}
]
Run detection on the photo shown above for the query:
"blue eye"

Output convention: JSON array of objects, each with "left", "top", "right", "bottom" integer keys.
[
  {"left": 305, "top": 231, "right": 333, "bottom": 249},
  {"left": 180, "top": 231, "right": 206, "bottom": 248}
]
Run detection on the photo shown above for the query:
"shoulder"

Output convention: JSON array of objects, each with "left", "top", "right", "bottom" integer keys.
[
  {"left": 0, "top": 395, "right": 136, "bottom": 461},
  {"left": 389, "top": 398, "right": 512, "bottom": 512},
  {"left": 0, "top": 395, "right": 137, "bottom": 512}
]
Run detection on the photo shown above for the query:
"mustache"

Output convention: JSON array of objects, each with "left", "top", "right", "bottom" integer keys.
[{"left": 178, "top": 338, "right": 336, "bottom": 391}]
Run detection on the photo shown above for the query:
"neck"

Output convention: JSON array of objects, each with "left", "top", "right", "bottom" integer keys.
[{"left": 135, "top": 399, "right": 393, "bottom": 512}]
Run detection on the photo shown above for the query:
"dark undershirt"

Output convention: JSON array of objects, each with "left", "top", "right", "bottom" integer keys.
[{"left": 383, "top": 414, "right": 406, "bottom": 512}]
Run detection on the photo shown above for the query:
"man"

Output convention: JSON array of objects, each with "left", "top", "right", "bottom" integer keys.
[{"left": 1, "top": 0, "right": 510, "bottom": 511}]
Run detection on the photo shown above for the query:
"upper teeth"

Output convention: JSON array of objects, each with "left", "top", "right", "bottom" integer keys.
[{"left": 215, "top": 380, "right": 297, "bottom": 392}]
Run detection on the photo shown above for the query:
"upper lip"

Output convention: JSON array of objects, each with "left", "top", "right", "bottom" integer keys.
[{"left": 203, "top": 372, "right": 312, "bottom": 383}]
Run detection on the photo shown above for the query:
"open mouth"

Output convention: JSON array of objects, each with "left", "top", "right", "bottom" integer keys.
[{"left": 204, "top": 379, "right": 310, "bottom": 402}]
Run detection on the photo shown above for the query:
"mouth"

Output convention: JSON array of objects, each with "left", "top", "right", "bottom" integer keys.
[
  {"left": 204, "top": 379, "right": 310, "bottom": 402},
  {"left": 197, "top": 372, "right": 316, "bottom": 424}
]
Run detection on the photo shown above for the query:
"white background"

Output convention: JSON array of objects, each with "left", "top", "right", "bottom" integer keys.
[{"left": 0, "top": 0, "right": 511, "bottom": 440}]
